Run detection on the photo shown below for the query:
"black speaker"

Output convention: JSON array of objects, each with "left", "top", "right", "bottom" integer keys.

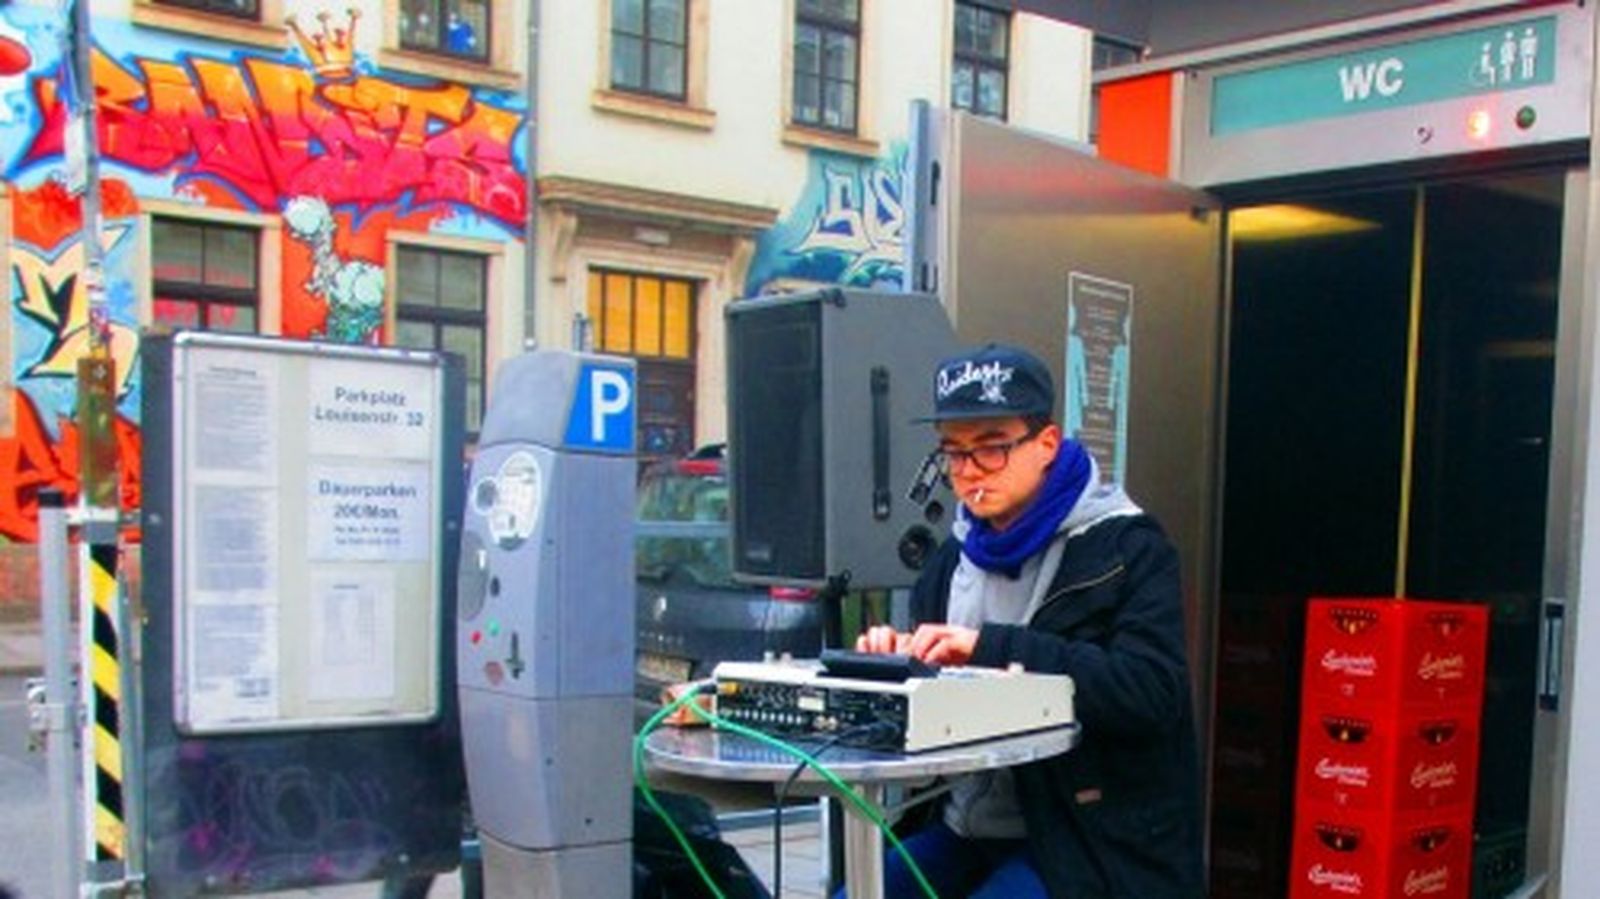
[
  {"left": 727, "top": 299, "right": 827, "bottom": 582},
  {"left": 726, "top": 288, "right": 957, "bottom": 590}
]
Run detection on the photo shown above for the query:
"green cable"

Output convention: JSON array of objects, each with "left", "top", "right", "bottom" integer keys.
[
  {"left": 678, "top": 696, "right": 941, "bottom": 899},
  {"left": 634, "top": 686, "right": 943, "bottom": 898},
  {"left": 633, "top": 687, "right": 729, "bottom": 899}
]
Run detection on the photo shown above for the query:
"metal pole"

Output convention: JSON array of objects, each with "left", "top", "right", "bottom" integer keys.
[
  {"left": 70, "top": 0, "right": 107, "bottom": 351},
  {"left": 523, "top": 0, "right": 541, "bottom": 348},
  {"left": 38, "top": 488, "right": 82, "bottom": 898},
  {"left": 70, "top": 2, "right": 132, "bottom": 889},
  {"left": 115, "top": 548, "right": 145, "bottom": 890}
]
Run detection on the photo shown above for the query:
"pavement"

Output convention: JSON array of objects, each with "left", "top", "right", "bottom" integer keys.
[
  {"left": 0, "top": 616, "right": 48, "bottom": 676},
  {"left": 0, "top": 617, "right": 830, "bottom": 898}
]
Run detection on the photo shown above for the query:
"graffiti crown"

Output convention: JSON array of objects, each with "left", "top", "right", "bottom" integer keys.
[{"left": 287, "top": 8, "right": 360, "bottom": 80}]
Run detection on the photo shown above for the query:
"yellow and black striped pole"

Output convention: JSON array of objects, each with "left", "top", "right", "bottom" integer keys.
[
  {"left": 77, "top": 353, "right": 132, "bottom": 878},
  {"left": 81, "top": 539, "right": 125, "bottom": 863}
]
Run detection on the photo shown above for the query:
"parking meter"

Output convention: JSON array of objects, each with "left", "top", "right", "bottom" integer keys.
[{"left": 457, "top": 350, "right": 636, "bottom": 897}]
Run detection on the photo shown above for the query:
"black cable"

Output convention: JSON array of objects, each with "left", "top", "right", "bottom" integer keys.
[
  {"left": 770, "top": 722, "right": 897, "bottom": 897},
  {"left": 772, "top": 730, "right": 849, "bottom": 898}
]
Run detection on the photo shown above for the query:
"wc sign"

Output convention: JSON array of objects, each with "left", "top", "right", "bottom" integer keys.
[
  {"left": 564, "top": 361, "right": 636, "bottom": 454},
  {"left": 1338, "top": 58, "right": 1404, "bottom": 102},
  {"left": 1209, "top": 14, "right": 1556, "bottom": 136}
]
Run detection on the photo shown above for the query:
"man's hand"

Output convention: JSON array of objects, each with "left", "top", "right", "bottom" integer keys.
[
  {"left": 856, "top": 623, "right": 980, "bottom": 666},
  {"left": 856, "top": 625, "right": 910, "bottom": 654},
  {"left": 906, "top": 624, "right": 979, "bottom": 665}
]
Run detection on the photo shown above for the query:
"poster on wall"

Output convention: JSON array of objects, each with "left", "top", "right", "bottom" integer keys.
[
  {"left": 172, "top": 334, "right": 445, "bottom": 734},
  {"left": 1065, "top": 272, "right": 1135, "bottom": 485}
]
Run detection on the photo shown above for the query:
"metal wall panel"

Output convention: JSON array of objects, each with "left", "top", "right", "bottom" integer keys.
[{"left": 917, "top": 110, "right": 1225, "bottom": 740}]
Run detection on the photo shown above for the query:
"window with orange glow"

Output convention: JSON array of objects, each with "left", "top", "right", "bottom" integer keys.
[{"left": 588, "top": 269, "right": 696, "bottom": 360}]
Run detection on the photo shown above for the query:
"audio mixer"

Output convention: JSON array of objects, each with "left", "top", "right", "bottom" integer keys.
[{"left": 711, "top": 655, "right": 1075, "bottom": 753}]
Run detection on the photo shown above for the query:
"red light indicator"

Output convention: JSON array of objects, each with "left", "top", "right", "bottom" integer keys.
[
  {"left": 471, "top": 630, "right": 483, "bottom": 644},
  {"left": 1468, "top": 109, "right": 1492, "bottom": 140}
]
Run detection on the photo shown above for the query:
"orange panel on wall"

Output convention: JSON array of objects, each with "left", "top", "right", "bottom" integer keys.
[{"left": 1098, "top": 72, "right": 1177, "bottom": 179}]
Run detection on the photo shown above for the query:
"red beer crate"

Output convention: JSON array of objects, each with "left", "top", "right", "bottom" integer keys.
[
  {"left": 1295, "top": 700, "right": 1481, "bottom": 812},
  {"left": 1289, "top": 805, "right": 1473, "bottom": 899},
  {"left": 1302, "top": 599, "right": 1488, "bottom": 708}
]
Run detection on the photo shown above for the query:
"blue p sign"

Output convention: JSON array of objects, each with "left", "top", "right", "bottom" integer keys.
[{"left": 565, "top": 362, "right": 636, "bottom": 453}]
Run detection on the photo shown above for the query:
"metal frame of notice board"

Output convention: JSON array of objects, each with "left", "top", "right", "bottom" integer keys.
[
  {"left": 166, "top": 332, "right": 453, "bottom": 734},
  {"left": 138, "top": 332, "right": 468, "bottom": 896}
]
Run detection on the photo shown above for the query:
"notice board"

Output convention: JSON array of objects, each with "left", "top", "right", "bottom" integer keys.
[{"left": 169, "top": 333, "right": 446, "bottom": 734}]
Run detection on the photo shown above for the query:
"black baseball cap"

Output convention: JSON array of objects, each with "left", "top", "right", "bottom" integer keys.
[{"left": 916, "top": 343, "right": 1055, "bottom": 422}]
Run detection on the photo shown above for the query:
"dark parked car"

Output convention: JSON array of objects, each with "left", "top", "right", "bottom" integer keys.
[{"left": 634, "top": 446, "right": 820, "bottom": 718}]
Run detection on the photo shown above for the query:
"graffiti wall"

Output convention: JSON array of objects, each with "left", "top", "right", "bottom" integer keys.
[
  {"left": 0, "top": 3, "right": 527, "bottom": 547},
  {"left": 745, "top": 144, "right": 907, "bottom": 295}
]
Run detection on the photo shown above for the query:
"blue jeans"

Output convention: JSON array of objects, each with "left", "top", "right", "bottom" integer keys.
[{"left": 831, "top": 819, "right": 1047, "bottom": 899}]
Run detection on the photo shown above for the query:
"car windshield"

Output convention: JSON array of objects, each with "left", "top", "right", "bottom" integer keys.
[{"left": 636, "top": 468, "right": 737, "bottom": 589}]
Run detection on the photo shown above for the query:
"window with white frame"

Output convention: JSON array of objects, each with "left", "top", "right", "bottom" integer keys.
[
  {"left": 400, "top": 0, "right": 491, "bottom": 62},
  {"left": 952, "top": 2, "right": 1009, "bottom": 120},
  {"left": 611, "top": 0, "right": 689, "bottom": 100},
  {"left": 792, "top": 0, "right": 860, "bottom": 133}
]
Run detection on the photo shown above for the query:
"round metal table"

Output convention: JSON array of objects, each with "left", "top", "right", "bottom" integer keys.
[{"left": 644, "top": 725, "right": 1080, "bottom": 899}]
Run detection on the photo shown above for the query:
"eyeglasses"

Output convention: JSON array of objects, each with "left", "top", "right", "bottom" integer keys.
[{"left": 935, "top": 427, "right": 1043, "bottom": 475}]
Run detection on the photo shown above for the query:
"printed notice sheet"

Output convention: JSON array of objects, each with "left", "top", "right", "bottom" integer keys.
[
  {"left": 191, "top": 353, "right": 280, "bottom": 480},
  {"left": 308, "top": 358, "right": 435, "bottom": 460},
  {"left": 308, "top": 569, "right": 397, "bottom": 703},
  {"left": 307, "top": 463, "right": 432, "bottom": 561},
  {"left": 192, "top": 485, "right": 279, "bottom": 597},
  {"left": 187, "top": 602, "right": 280, "bottom": 723},
  {"left": 184, "top": 353, "right": 285, "bottom": 726}
]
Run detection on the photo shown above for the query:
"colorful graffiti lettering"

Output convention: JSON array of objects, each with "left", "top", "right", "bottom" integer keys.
[
  {"left": 0, "top": 12, "right": 33, "bottom": 125},
  {"left": 0, "top": 391, "right": 141, "bottom": 541},
  {"left": 19, "top": 50, "right": 526, "bottom": 226},
  {"left": 6, "top": 182, "right": 143, "bottom": 542},
  {"left": 0, "top": 6, "right": 527, "bottom": 550},
  {"left": 746, "top": 147, "right": 908, "bottom": 293},
  {"left": 11, "top": 177, "right": 143, "bottom": 399},
  {"left": 0, "top": 34, "right": 29, "bottom": 77},
  {"left": 794, "top": 163, "right": 905, "bottom": 283},
  {"left": 15, "top": 229, "right": 139, "bottom": 393}
]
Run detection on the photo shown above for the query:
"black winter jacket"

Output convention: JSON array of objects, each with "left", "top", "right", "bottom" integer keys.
[{"left": 910, "top": 514, "right": 1204, "bottom": 898}]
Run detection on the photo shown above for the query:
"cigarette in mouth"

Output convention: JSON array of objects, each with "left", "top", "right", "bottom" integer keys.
[{"left": 972, "top": 488, "right": 986, "bottom": 503}]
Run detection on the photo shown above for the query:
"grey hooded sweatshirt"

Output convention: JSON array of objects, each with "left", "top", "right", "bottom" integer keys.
[{"left": 941, "top": 458, "right": 1142, "bottom": 839}]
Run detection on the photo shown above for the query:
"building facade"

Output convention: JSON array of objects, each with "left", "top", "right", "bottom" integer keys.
[
  {"left": 0, "top": 0, "right": 1093, "bottom": 600},
  {"left": 535, "top": 0, "right": 1093, "bottom": 460}
]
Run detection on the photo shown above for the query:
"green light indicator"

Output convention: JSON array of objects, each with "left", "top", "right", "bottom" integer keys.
[
  {"left": 488, "top": 621, "right": 501, "bottom": 637},
  {"left": 1515, "top": 106, "right": 1537, "bottom": 130}
]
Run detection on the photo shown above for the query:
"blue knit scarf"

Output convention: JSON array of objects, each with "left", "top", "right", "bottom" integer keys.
[{"left": 961, "top": 440, "right": 1092, "bottom": 578}]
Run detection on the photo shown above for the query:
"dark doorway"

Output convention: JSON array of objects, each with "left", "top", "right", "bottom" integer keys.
[{"left": 1213, "top": 172, "right": 1561, "bottom": 899}]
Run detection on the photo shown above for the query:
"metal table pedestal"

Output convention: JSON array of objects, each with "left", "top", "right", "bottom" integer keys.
[{"left": 645, "top": 725, "right": 1079, "bottom": 899}]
